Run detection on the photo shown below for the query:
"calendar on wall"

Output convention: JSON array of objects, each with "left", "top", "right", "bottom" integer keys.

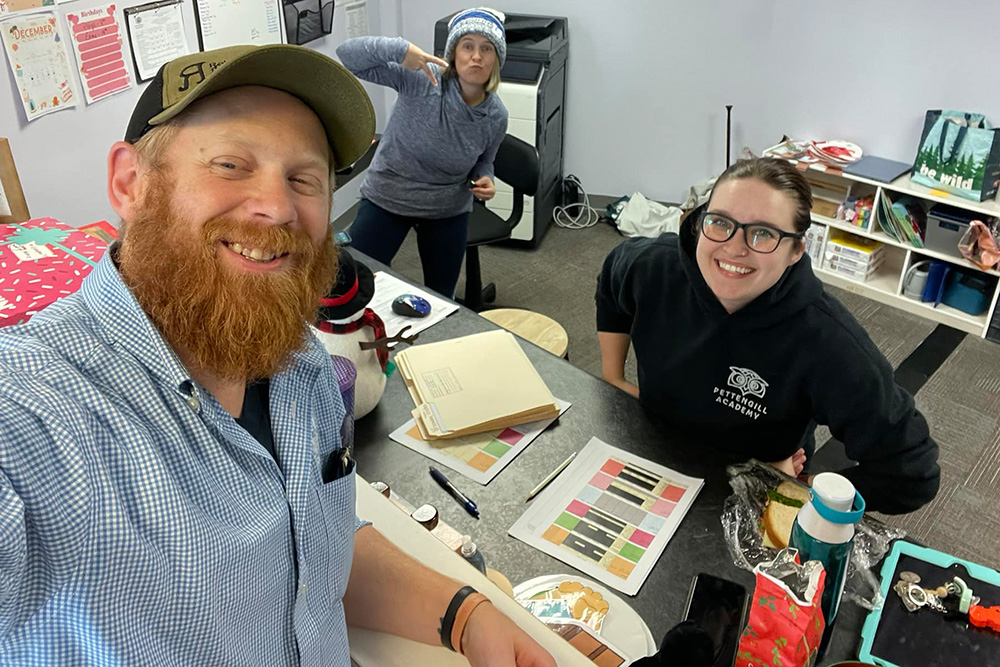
[{"left": 1, "top": 12, "right": 78, "bottom": 121}]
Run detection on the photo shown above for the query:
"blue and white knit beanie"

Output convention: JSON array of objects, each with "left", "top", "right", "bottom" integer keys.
[{"left": 444, "top": 7, "right": 506, "bottom": 67}]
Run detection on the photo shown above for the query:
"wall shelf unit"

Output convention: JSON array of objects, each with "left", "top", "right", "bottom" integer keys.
[{"left": 794, "top": 161, "right": 1000, "bottom": 339}]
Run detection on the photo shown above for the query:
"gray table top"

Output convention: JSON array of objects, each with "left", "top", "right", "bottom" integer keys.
[{"left": 349, "top": 254, "right": 867, "bottom": 665}]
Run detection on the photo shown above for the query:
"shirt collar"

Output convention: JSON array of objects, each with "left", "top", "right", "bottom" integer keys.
[{"left": 79, "top": 244, "right": 332, "bottom": 394}]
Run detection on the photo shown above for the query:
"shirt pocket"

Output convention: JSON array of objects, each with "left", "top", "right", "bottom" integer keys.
[{"left": 316, "top": 463, "right": 357, "bottom": 602}]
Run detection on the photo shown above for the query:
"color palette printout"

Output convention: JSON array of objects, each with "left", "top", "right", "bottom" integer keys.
[
  {"left": 509, "top": 437, "right": 703, "bottom": 595},
  {"left": 389, "top": 399, "right": 571, "bottom": 485}
]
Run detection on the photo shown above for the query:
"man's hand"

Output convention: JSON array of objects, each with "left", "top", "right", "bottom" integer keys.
[
  {"left": 471, "top": 176, "right": 496, "bottom": 201},
  {"left": 460, "top": 602, "right": 556, "bottom": 667},
  {"left": 768, "top": 448, "right": 806, "bottom": 477},
  {"left": 402, "top": 43, "right": 449, "bottom": 86}
]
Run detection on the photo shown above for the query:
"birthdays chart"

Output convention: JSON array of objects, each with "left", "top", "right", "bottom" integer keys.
[
  {"left": 65, "top": 3, "right": 133, "bottom": 103},
  {"left": 1, "top": 12, "right": 78, "bottom": 121},
  {"left": 389, "top": 399, "right": 571, "bottom": 485},
  {"left": 509, "top": 437, "right": 703, "bottom": 595}
]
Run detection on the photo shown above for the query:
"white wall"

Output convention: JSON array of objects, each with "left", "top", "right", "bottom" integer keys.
[
  {"left": 398, "top": 0, "right": 1000, "bottom": 204},
  {"left": 7, "top": 0, "right": 1000, "bottom": 224},
  {"left": 0, "top": 0, "right": 396, "bottom": 227}
]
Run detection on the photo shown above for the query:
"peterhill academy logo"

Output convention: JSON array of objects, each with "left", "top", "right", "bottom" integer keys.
[{"left": 712, "top": 366, "right": 768, "bottom": 420}]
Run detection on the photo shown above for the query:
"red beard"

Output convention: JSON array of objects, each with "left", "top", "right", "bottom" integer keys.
[{"left": 118, "top": 174, "right": 338, "bottom": 381}]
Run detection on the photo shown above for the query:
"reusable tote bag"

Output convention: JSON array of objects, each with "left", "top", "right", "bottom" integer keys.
[{"left": 912, "top": 110, "right": 1000, "bottom": 202}]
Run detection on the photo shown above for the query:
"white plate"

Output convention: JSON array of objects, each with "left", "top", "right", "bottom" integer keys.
[
  {"left": 812, "top": 140, "right": 863, "bottom": 163},
  {"left": 513, "top": 574, "right": 656, "bottom": 660}
]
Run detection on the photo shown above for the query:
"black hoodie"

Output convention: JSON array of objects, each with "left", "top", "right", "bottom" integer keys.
[{"left": 596, "top": 223, "right": 940, "bottom": 514}]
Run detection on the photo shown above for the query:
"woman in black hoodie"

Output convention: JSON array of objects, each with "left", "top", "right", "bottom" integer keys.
[{"left": 596, "top": 157, "right": 939, "bottom": 514}]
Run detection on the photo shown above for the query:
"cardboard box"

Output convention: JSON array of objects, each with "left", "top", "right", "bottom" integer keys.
[
  {"left": 0, "top": 218, "right": 108, "bottom": 328},
  {"left": 825, "top": 229, "right": 885, "bottom": 262},
  {"left": 824, "top": 251, "right": 885, "bottom": 281}
]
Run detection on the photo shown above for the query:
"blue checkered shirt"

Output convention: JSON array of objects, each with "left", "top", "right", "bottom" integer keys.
[{"left": 0, "top": 252, "right": 364, "bottom": 665}]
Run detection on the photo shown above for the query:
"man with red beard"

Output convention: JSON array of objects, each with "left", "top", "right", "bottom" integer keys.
[{"left": 0, "top": 45, "right": 553, "bottom": 667}]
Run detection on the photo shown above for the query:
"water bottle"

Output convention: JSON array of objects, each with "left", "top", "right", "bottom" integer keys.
[
  {"left": 460, "top": 535, "right": 487, "bottom": 574},
  {"left": 788, "top": 472, "right": 865, "bottom": 654}
]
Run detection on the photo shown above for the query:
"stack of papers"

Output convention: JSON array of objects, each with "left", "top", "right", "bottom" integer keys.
[
  {"left": 395, "top": 330, "right": 561, "bottom": 440},
  {"left": 877, "top": 194, "right": 926, "bottom": 248}
]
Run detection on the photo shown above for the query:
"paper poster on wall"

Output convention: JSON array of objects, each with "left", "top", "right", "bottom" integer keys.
[
  {"left": 193, "top": 0, "right": 282, "bottom": 51},
  {"left": 1, "top": 12, "right": 78, "bottom": 121},
  {"left": 124, "top": 0, "right": 188, "bottom": 82},
  {"left": 65, "top": 3, "right": 132, "bottom": 103},
  {"left": 0, "top": 0, "right": 55, "bottom": 16},
  {"left": 344, "top": 0, "right": 367, "bottom": 38}
]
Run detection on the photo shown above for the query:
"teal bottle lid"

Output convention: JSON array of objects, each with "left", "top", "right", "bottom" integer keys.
[{"left": 811, "top": 488, "right": 866, "bottom": 524}]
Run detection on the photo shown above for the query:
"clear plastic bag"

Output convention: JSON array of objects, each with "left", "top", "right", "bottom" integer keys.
[{"left": 721, "top": 460, "right": 904, "bottom": 611}]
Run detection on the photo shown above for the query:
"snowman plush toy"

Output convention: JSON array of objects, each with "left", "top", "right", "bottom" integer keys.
[{"left": 314, "top": 248, "right": 416, "bottom": 418}]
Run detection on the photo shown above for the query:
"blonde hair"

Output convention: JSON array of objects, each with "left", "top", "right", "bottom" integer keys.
[{"left": 131, "top": 122, "right": 179, "bottom": 171}]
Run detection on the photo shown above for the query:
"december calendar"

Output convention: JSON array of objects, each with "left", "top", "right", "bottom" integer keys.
[
  {"left": 1, "top": 12, "right": 78, "bottom": 121},
  {"left": 509, "top": 437, "right": 703, "bottom": 595}
]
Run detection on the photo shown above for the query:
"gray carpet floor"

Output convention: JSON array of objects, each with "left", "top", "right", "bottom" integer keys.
[{"left": 335, "top": 205, "right": 1000, "bottom": 569}]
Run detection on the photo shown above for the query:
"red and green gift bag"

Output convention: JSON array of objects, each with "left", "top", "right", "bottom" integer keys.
[{"left": 736, "top": 554, "right": 827, "bottom": 667}]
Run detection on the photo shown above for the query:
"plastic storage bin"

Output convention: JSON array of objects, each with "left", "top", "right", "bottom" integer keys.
[
  {"left": 925, "top": 204, "right": 977, "bottom": 259},
  {"left": 942, "top": 271, "right": 992, "bottom": 315}
]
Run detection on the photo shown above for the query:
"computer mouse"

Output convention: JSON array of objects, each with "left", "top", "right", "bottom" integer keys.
[{"left": 391, "top": 294, "right": 431, "bottom": 318}]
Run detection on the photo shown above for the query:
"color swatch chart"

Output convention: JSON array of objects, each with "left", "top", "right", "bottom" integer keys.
[
  {"left": 389, "top": 400, "right": 571, "bottom": 485},
  {"left": 509, "top": 437, "right": 703, "bottom": 595}
]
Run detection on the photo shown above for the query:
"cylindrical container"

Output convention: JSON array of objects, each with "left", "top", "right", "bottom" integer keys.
[
  {"left": 411, "top": 504, "right": 439, "bottom": 531},
  {"left": 460, "top": 535, "right": 487, "bottom": 574},
  {"left": 789, "top": 473, "right": 865, "bottom": 656},
  {"left": 903, "top": 261, "right": 931, "bottom": 300}
]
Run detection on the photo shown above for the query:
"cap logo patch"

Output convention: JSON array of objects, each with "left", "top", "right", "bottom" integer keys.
[{"left": 176, "top": 58, "right": 227, "bottom": 92}]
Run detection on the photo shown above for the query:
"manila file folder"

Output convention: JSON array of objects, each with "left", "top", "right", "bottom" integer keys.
[{"left": 395, "top": 330, "right": 559, "bottom": 440}]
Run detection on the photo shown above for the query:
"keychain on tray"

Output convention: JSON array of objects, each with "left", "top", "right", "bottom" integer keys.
[{"left": 893, "top": 571, "right": 1000, "bottom": 632}]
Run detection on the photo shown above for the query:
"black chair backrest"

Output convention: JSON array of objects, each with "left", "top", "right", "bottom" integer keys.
[{"left": 493, "top": 134, "right": 539, "bottom": 197}]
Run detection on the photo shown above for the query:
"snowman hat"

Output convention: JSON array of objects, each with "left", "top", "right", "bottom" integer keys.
[{"left": 319, "top": 247, "right": 375, "bottom": 322}]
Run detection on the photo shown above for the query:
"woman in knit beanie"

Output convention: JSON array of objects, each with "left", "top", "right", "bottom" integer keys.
[{"left": 337, "top": 8, "right": 509, "bottom": 299}]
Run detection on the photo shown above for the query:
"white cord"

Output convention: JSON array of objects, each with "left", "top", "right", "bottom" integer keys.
[{"left": 553, "top": 176, "right": 602, "bottom": 229}]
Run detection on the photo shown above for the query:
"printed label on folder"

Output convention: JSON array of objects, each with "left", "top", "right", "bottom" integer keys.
[{"left": 421, "top": 368, "right": 463, "bottom": 399}]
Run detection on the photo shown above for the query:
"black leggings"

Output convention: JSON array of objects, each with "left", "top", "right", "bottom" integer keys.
[{"left": 347, "top": 198, "right": 469, "bottom": 299}]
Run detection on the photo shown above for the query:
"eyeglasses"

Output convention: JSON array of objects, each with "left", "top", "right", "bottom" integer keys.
[{"left": 698, "top": 211, "right": 804, "bottom": 254}]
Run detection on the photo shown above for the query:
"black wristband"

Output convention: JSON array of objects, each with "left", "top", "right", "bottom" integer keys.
[{"left": 439, "top": 585, "right": 477, "bottom": 651}]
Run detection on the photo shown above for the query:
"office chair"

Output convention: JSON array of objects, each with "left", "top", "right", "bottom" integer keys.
[{"left": 460, "top": 134, "right": 539, "bottom": 312}]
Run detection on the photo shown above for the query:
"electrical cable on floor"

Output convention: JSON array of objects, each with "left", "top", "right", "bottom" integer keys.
[{"left": 553, "top": 175, "right": 602, "bottom": 229}]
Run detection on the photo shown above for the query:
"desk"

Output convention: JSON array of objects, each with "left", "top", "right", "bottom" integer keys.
[{"left": 351, "top": 254, "right": 867, "bottom": 665}]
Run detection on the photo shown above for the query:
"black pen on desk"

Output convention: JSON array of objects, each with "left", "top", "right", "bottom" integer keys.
[
  {"left": 429, "top": 467, "right": 479, "bottom": 519},
  {"left": 526, "top": 452, "right": 577, "bottom": 501}
]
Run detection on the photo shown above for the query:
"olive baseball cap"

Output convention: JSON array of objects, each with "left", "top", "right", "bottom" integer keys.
[{"left": 125, "top": 44, "right": 375, "bottom": 170}]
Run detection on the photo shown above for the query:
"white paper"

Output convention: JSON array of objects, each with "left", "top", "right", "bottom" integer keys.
[
  {"left": 65, "top": 3, "right": 133, "bottom": 104},
  {"left": 9, "top": 242, "right": 56, "bottom": 261},
  {"left": 343, "top": 0, "right": 367, "bottom": 39},
  {"left": 0, "top": 179, "right": 11, "bottom": 217},
  {"left": 371, "top": 271, "right": 458, "bottom": 343},
  {"left": 195, "top": 0, "right": 282, "bottom": 50},
  {"left": 390, "top": 399, "right": 571, "bottom": 485},
  {"left": 509, "top": 437, "right": 704, "bottom": 596},
  {"left": 124, "top": 0, "right": 189, "bottom": 82},
  {"left": 0, "top": 0, "right": 54, "bottom": 15},
  {"left": 1, "top": 12, "right": 78, "bottom": 121}
]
